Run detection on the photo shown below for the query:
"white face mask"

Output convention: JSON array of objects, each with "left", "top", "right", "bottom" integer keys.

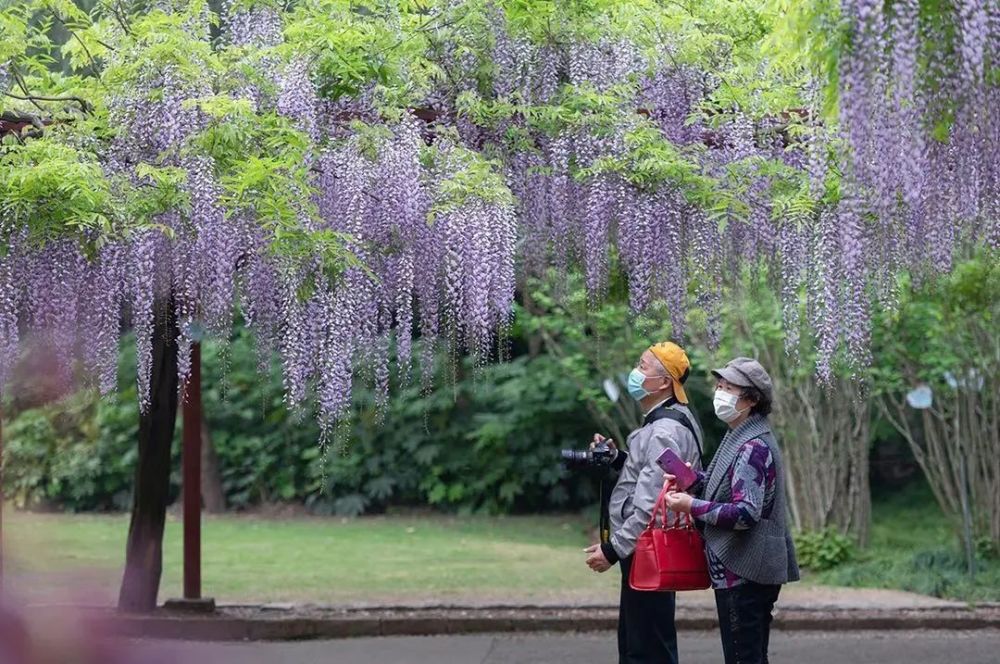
[{"left": 713, "top": 389, "right": 749, "bottom": 423}]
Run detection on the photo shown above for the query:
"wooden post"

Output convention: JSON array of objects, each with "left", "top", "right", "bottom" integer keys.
[
  {"left": 164, "top": 342, "right": 214, "bottom": 612},
  {"left": 183, "top": 342, "right": 202, "bottom": 600}
]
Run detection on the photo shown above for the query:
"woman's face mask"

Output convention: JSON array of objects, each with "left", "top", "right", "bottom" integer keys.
[{"left": 713, "top": 388, "right": 750, "bottom": 423}]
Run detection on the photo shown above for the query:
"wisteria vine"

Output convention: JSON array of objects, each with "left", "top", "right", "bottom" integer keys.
[{"left": 0, "top": 0, "right": 997, "bottom": 434}]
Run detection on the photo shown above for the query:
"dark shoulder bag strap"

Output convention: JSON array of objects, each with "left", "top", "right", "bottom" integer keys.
[{"left": 643, "top": 406, "right": 704, "bottom": 465}]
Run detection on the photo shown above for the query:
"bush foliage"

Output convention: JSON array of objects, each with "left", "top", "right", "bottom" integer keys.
[{"left": 793, "top": 528, "right": 854, "bottom": 571}]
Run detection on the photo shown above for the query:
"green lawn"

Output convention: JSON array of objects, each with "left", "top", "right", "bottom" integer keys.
[
  {"left": 6, "top": 481, "right": 996, "bottom": 606},
  {"left": 813, "top": 481, "right": 1000, "bottom": 603},
  {"left": 4, "top": 510, "right": 620, "bottom": 605}
]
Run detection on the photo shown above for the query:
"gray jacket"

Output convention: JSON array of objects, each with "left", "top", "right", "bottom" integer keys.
[
  {"left": 607, "top": 402, "right": 704, "bottom": 560},
  {"left": 700, "top": 414, "right": 800, "bottom": 585}
]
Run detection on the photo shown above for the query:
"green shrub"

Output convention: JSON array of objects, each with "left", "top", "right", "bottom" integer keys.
[
  {"left": 975, "top": 537, "right": 999, "bottom": 562},
  {"left": 818, "top": 544, "right": 1000, "bottom": 602},
  {"left": 811, "top": 478, "right": 1000, "bottom": 602},
  {"left": 793, "top": 528, "right": 854, "bottom": 571},
  {"left": 2, "top": 265, "right": 706, "bottom": 516},
  {"left": 2, "top": 324, "right": 605, "bottom": 515},
  {"left": 2, "top": 387, "right": 147, "bottom": 511}
]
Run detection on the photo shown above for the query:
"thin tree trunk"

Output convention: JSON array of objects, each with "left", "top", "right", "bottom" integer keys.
[
  {"left": 0, "top": 402, "right": 4, "bottom": 587},
  {"left": 775, "top": 373, "right": 872, "bottom": 543},
  {"left": 118, "top": 297, "right": 179, "bottom": 613},
  {"left": 520, "top": 284, "right": 543, "bottom": 359},
  {"left": 200, "top": 411, "right": 226, "bottom": 513}
]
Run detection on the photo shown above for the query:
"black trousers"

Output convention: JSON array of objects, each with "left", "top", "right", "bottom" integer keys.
[
  {"left": 714, "top": 582, "right": 781, "bottom": 664},
  {"left": 618, "top": 555, "right": 679, "bottom": 664}
]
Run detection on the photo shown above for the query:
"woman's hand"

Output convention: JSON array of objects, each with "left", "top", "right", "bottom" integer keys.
[
  {"left": 662, "top": 461, "right": 693, "bottom": 489},
  {"left": 664, "top": 490, "right": 694, "bottom": 514}
]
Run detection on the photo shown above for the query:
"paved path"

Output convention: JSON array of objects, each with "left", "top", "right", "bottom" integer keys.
[
  {"left": 216, "top": 585, "right": 966, "bottom": 611},
  {"left": 2, "top": 564, "right": 968, "bottom": 610},
  {"left": 135, "top": 629, "right": 1000, "bottom": 664}
]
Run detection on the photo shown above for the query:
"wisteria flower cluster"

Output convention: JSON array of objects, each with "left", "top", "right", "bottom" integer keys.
[{"left": 1, "top": 0, "right": 997, "bottom": 431}]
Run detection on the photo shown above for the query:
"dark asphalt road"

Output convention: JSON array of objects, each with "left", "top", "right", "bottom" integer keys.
[{"left": 134, "top": 629, "right": 1000, "bottom": 664}]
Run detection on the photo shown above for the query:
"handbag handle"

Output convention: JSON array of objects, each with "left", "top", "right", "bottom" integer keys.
[
  {"left": 650, "top": 481, "right": 673, "bottom": 529},
  {"left": 668, "top": 509, "right": 695, "bottom": 530},
  {"left": 650, "top": 481, "right": 696, "bottom": 530}
]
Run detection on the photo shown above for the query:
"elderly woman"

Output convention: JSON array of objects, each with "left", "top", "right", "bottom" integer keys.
[{"left": 664, "top": 357, "right": 799, "bottom": 664}]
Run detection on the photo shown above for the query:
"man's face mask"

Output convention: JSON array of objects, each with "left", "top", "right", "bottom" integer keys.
[{"left": 627, "top": 368, "right": 666, "bottom": 401}]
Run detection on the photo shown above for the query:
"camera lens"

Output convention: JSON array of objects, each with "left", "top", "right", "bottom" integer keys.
[{"left": 560, "top": 449, "right": 591, "bottom": 462}]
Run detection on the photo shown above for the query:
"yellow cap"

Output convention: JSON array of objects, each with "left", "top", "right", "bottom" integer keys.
[{"left": 648, "top": 342, "right": 690, "bottom": 404}]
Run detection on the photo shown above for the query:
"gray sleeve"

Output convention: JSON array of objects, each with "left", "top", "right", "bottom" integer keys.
[{"left": 609, "top": 423, "right": 683, "bottom": 559}]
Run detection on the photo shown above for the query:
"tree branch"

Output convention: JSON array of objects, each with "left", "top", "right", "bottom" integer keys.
[
  {"left": 110, "top": 1, "right": 132, "bottom": 36},
  {"left": 4, "top": 92, "right": 92, "bottom": 114},
  {"left": 10, "top": 66, "right": 45, "bottom": 114},
  {"left": 52, "top": 12, "right": 109, "bottom": 77}
]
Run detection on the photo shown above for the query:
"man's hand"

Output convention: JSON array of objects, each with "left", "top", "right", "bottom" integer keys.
[
  {"left": 664, "top": 491, "right": 694, "bottom": 514},
  {"left": 584, "top": 543, "right": 612, "bottom": 573},
  {"left": 591, "top": 434, "right": 616, "bottom": 453}
]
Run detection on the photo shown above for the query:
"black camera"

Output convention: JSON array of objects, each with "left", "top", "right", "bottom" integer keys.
[
  {"left": 561, "top": 439, "right": 617, "bottom": 545},
  {"left": 561, "top": 441, "right": 616, "bottom": 470}
]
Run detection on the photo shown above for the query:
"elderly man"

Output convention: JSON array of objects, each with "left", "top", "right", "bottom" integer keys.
[{"left": 585, "top": 341, "right": 705, "bottom": 664}]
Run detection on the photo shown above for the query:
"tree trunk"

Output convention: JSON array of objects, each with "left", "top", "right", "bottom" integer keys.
[
  {"left": 520, "top": 284, "right": 543, "bottom": 358},
  {"left": 770, "top": 370, "right": 872, "bottom": 543},
  {"left": 118, "top": 297, "right": 179, "bottom": 613},
  {"left": 200, "top": 412, "right": 226, "bottom": 513},
  {"left": 1, "top": 402, "right": 4, "bottom": 587}
]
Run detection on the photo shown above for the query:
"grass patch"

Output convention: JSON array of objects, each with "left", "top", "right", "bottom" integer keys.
[
  {"left": 811, "top": 480, "right": 1000, "bottom": 603},
  {"left": 7, "top": 479, "right": 997, "bottom": 605},
  {"left": 4, "top": 510, "right": 620, "bottom": 604}
]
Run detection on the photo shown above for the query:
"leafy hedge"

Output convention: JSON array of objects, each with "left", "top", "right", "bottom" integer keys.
[
  {"left": 2, "top": 265, "right": 706, "bottom": 515},
  {"left": 793, "top": 528, "right": 855, "bottom": 571},
  {"left": 2, "top": 340, "right": 172, "bottom": 512},
  {"left": 1, "top": 323, "right": 607, "bottom": 515},
  {"left": 6, "top": 260, "right": 977, "bottom": 519}
]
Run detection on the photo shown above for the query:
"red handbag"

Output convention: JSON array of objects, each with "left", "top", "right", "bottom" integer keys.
[{"left": 629, "top": 483, "right": 711, "bottom": 592}]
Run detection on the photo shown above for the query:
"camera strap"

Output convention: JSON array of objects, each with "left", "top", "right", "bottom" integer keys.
[{"left": 644, "top": 404, "right": 704, "bottom": 465}]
